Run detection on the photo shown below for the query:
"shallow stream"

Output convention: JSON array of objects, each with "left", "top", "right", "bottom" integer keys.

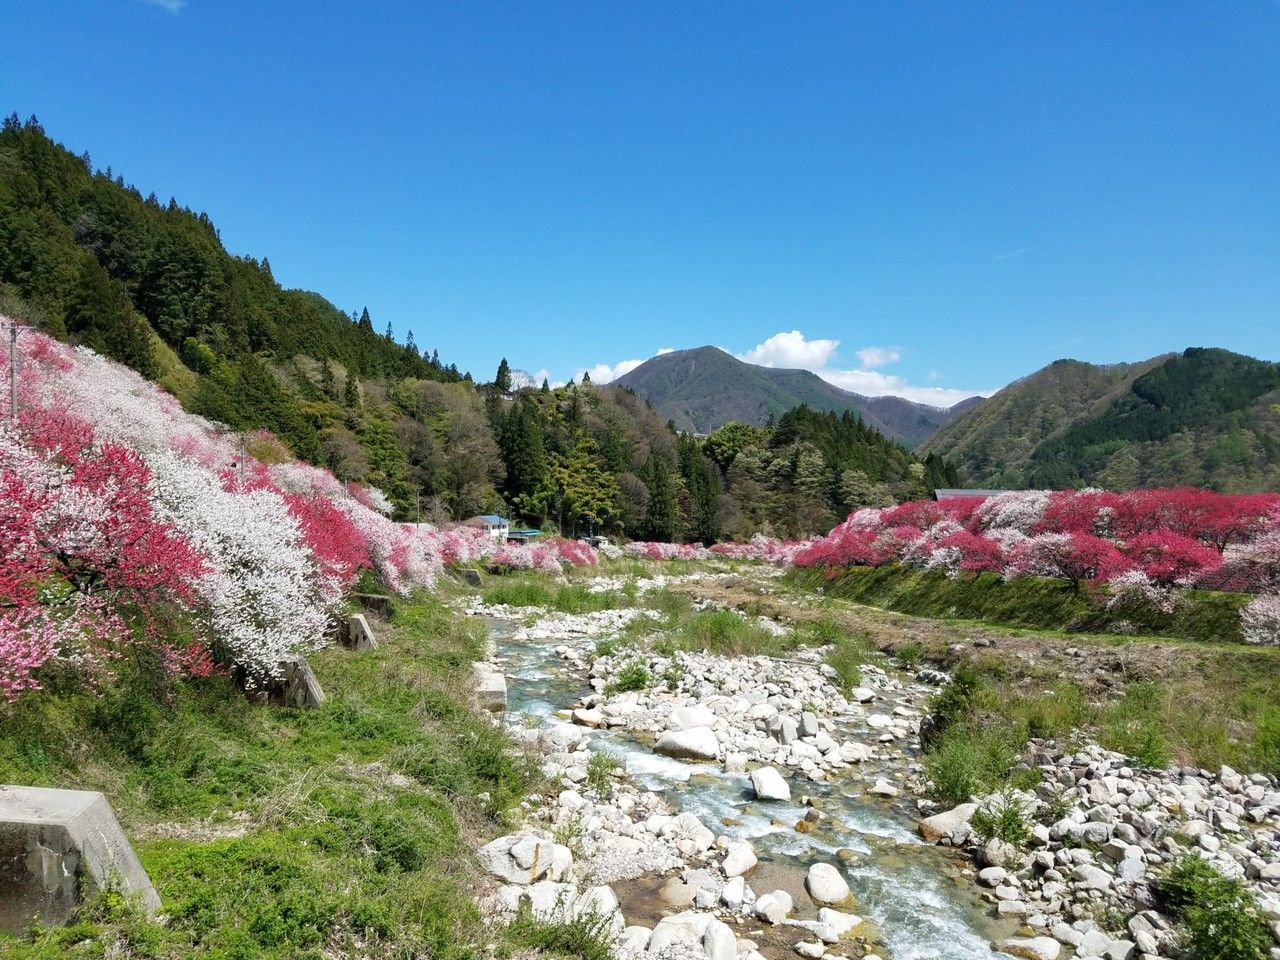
[{"left": 488, "top": 616, "right": 1015, "bottom": 960}]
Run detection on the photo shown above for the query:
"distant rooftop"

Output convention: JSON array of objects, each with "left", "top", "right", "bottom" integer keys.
[
  {"left": 933, "top": 488, "right": 1009, "bottom": 501},
  {"left": 464, "top": 514, "right": 508, "bottom": 526}
]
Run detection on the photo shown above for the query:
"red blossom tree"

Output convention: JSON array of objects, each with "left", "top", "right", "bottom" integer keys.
[{"left": 1122, "top": 532, "right": 1222, "bottom": 585}]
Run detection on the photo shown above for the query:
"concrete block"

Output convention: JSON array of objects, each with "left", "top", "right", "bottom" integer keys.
[
  {"left": 0, "top": 785, "right": 160, "bottom": 932},
  {"left": 475, "top": 664, "right": 508, "bottom": 712},
  {"left": 352, "top": 593, "right": 393, "bottom": 616},
  {"left": 241, "top": 656, "right": 326, "bottom": 709},
  {"left": 344, "top": 613, "right": 378, "bottom": 651}
]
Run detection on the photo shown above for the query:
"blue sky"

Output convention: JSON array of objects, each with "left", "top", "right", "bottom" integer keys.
[{"left": 5, "top": 1, "right": 1278, "bottom": 404}]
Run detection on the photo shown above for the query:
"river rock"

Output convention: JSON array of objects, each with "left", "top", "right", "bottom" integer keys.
[
  {"left": 656, "top": 726, "right": 720, "bottom": 761},
  {"left": 814, "top": 907, "right": 861, "bottom": 941},
  {"left": 722, "top": 839, "right": 758, "bottom": 877},
  {"left": 795, "top": 941, "right": 826, "bottom": 958},
  {"left": 480, "top": 832, "right": 553, "bottom": 884},
  {"left": 669, "top": 705, "right": 717, "bottom": 730},
  {"left": 754, "top": 890, "right": 794, "bottom": 924},
  {"left": 620, "top": 926, "right": 652, "bottom": 953},
  {"left": 749, "top": 766, "right": 792, "bottom": 802},
  {"left": 919, "top": 802, "right": 977, "bottom": 843},
  {"left": 524, "top": 879, "right": 577, "bottom": 919},
  {"left": 649, "top": 911, "right": 712, "bottom": 952},
  {"left": 574, "top": 884, "right": 624, "bottom": 934},
  {"left": 996, "top": 937, "right": 1061, "bottom": 960},
  {"left": 704, "top": 917, "right": 738, "bottom": 960},
  {"left": 805, "top": 862, "right": 851, "bottom": 905}
]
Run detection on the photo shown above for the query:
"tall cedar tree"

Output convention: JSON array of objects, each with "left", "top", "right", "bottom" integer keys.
[{"left": 494, "top": 357, "right": 512, "bottom": 393}]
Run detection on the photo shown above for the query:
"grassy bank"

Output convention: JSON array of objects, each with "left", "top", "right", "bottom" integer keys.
[
  {"left": 681, "top": 567, "right": 1280, "bottom": 784},
  {"left": 788, "top": 564, "right": 1250, "bottom": 645},
  {"left": 0, "top": 595, "right": 538, "bottom": 960}
]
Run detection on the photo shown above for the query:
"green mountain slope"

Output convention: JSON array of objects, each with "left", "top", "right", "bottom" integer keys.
[
  {"left": 0, "top": 117, "right": 956, "bottom": 541},
  {"left": 920, "top": 349, "right": 1280, "bottom": 491},
  {"left": 614, "top": 345, "right": 972, "bottom": 445}
]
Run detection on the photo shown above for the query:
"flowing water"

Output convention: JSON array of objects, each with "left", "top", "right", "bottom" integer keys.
[{"left": 488, "top": 617, "right": 1015, "bottom": 960}]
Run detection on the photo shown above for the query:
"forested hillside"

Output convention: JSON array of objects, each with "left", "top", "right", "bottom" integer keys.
[
  {"left": 0, "top": 116, "right": 952, "bottom": 539},
  {"left": 921, "top": 349, "right": 1280, "bottom": 491}
]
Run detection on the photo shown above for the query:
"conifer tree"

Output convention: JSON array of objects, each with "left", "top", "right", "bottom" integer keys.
[
  {"left": 358, "top": 307, "right": 373, "bottom": 332},
  {"left": 642, "top": 454, "right": 679, "bottom": 542},
  {"left": 495, "top": 357, "right": 512, "bottom": 393}
]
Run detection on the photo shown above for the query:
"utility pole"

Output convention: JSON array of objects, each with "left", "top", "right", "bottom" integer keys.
[{"left": 8, "top": 322, "right": 17, "bottom": 421}]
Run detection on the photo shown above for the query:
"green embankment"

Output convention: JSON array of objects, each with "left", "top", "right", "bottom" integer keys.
[
  {"left": 0, "top": 595, "right": 539, "bottom": 960},
  {"left": 788, "top": 564, "right": 1249, "bottom": 645}
]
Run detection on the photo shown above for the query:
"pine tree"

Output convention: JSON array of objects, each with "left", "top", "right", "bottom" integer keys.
[
  {"left": 358, "top": 307, "right": 373, "bottom": 332},
  {"left": 343, "top": 370, "right": 360, "bottom": 408},
  {"left": 541, "top": 377, "right": 550, "bottom": 393},
  {"left": 501, "top": 399, "right": 549, "bottom": 511},
  {"left": 678, "top": 434, "right": 721, "bottom": 544},
  {"left": 65, "top": 257, "right": 156, "bottom": 377},
  {"left": 581, "top": 370, "right": 592, "bottom": 385},
  {"left": 320, "top": 360, "right": 335, "bottom": 398},
  {"left": 495, "top": 357, "right": 512, "bottom": 393},
  {"left": 384, "top": 320, "right": 394, "bottom": 341},
  {"left": 405, "top": 330, "right": 418, "bottom": 355}
]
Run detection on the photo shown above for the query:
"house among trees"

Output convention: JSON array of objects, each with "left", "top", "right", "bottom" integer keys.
[{"left": 463, "top": 514, "right": 510, "bottom": 540}]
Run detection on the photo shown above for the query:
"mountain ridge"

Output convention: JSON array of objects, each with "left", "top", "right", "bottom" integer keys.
[
  {"left": 920, "top": 348, "right": 1280, "bottom": 490},
  {"left": 614, "top": 345, "right": 977, "bottom": 446}
]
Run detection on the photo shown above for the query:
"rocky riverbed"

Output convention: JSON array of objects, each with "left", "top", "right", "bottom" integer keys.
[{"left": 461, "top": 570, "right": 1280, "bottom": 960}]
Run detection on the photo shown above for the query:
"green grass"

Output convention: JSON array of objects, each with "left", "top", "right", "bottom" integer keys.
[
  {"left": 1155, "top": 856, "right": 1273, "bottom": 960},
  {"left": 669, "top": 609, "right": 792, "bottom": 657},
  {"left": 969, "top": 789, "right": 1033, "bottom": 848},
  {"left": 604, "top": 660, "right": 651, "bottom": 695},
  {"left": 584, "top": 750, "right": 622, "bottom": 795},
  {"left": 504, "top": 903, "right": 616, "bottom": 960},
  {"left": 789, "top": 565, "right": 1249, "bottom": 645},
  {"left": 0, "top": 595, "right": 538, "bottom": 960},
  {"left": 483, "top": 579, "right": 625, "bottom": 614}
]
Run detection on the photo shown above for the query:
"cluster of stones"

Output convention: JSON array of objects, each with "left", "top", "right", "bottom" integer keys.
[
  {"left": 480, "top": 717, "right": 873, "bottom": 960},
  {"left": 919, "top": 743, "right": 1280, "bottom": 959},
  {"left": 568, "top": 646, "right": 927, "bottom": 793},
  {"left": 466, "top": 583, "right": 905, "bottom": 960}
]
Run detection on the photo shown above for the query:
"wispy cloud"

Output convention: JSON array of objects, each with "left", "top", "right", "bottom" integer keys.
[
  {"left": 855, "top": 346, "right": 901, "bottom": 369},
  {"left": 993, "top": 246, "right": 1032, "bottom": 261},
  {"left": 137, "top": 0, "right": 186, "bottom": 12}
]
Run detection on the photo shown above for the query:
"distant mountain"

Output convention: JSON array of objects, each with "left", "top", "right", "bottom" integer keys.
[
  {"left": 919, "top": 348, "right": 1280, "bottom": 491},
  {"left": 613, "top": 346, "right": 976, "bottom": 446}
]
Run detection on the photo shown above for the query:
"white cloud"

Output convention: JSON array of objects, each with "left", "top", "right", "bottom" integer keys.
[
  {"left": 577, "top": 358, "right": 645, "bottom": 384},
  {"left": 736, "top": 330, "right": 839, "bottom": 369},
  {"left": 733, "top": 330, "right": 991, "bottom": 407},
  {"left": 855, "top": 346, "right": 901, "bottom": 369}
]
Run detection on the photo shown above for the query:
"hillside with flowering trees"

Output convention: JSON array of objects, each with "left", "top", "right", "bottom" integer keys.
[
  {"left": 788, "top": 488, "right": 1280, "bottom": 644},
  {"left": 0, "top": 319, "right": 599, "bottom": 702}
]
